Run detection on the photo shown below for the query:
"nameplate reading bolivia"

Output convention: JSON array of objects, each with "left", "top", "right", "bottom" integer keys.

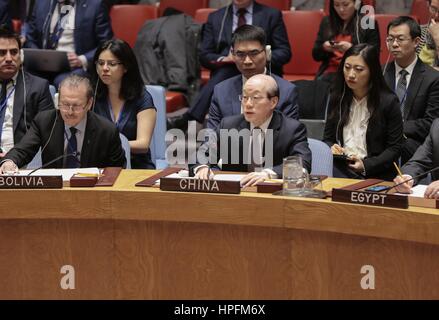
[
  {"left": 160, "top": 177, "right": 240, "bottom": 194},
  {"left": 0, "top": 175, "right": 63, "bottom": 189},
  {"left": 331, "top": 188, "right": 408, "bottom": 209}
]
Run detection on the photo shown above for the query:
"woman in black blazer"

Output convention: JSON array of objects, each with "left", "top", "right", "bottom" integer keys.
[
  {"left": 312, "top": 0, "right": 380, "bottom": 82},
  {"left": 323, "top": 44, "right": 404, "bottom": 181}
]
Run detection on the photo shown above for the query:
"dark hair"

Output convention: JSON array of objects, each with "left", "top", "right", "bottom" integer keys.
[
  {"left": 91, "top": 39, "right": 144, "bottom": 101},
  {"left": 329, "top": 43, "right": 392, "bottom": 130},
  {"left": 386, "top": 16, "right": 421, "bottom": 39},
  {"left": 328, "top": 0, "right": 361, "bottom": 38},
  {"left": 231, "top": 25, "right": 266, "bottom": 48},
  {"left": 0, "top": 27, "right": 22, "bottom": 50}
]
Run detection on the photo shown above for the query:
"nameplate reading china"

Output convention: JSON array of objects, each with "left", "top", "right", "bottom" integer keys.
[
  {"left": 160, "top": 177, "right": 241, "bottom": 194},
  {"left": 332, "top": 188, "right": 408, "bottom": 209},
  {"left": 0, "top": 175, "right": 63, "bottom": 189}
]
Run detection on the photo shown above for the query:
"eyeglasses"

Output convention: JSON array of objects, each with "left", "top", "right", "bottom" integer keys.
[
  {"left": 385, "top": 36, "right": 412, "bottom": 45},
  {"left": 430, "top": 5, "right": 439, "bottom": 15},
  {"left": 95, "top": 59, "right": 123, "bottom": 68},
  {"left": 232, "top": 48, "right": 264, "bottom": 60},
  {"left": 58, "top": 103, "right": 88, "bottom": 113},
  {"left": 238, "top": 95, "right": 270, "bottom": 103}
]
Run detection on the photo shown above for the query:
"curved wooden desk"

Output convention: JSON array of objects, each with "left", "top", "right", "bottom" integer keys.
[{"left": 0, "top": 170, "right": 438, "bottom": 299}]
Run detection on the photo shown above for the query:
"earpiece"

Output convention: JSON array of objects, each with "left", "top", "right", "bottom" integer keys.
[
  {"left": 265, "top": 45, "right": 272, "bottom": 62},
  {"left": 336, "top": 83, "right": 346, "bottom": 147},
  {"left": 20, "top": 49, "right": 24, "bottom": 63},
  {"left": 354, "top": 0, "right": 361, "bottom": 10},
  {"left": 54, "top": 93, "right": 59, "bottom": 109}
]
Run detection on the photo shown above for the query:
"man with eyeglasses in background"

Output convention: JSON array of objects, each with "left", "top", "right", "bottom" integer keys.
[
  {"left": 0, "top": 74, "right": 125, "bottom": 173},
  {"left": 207, "top": 24, "right": 298, "bottom": 130},
  {"left": 167, "top": 0, "right": 291, "bottom": 131},
  {"left": 419, "top": 0, "right": 439, "bottom": 69},
  {"left": 383, "top": 16, "right": 439, "bottom": 164}
]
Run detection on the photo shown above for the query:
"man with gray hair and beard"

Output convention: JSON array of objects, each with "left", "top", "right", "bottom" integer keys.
[{"left": 193, "top": 74, "right": 311, "bottom": 187}]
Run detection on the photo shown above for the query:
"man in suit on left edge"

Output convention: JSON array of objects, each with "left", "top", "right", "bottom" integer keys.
[
  {"left": 0, "top": 74, "right": 125, "bottom": 172},
  {"left": 0, "top": 28, "right": 54, "bottom": 157}
]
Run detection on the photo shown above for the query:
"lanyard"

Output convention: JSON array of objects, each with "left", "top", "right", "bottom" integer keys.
[{"left": 0, "top": 85, "right": 16, "bottom": 114}]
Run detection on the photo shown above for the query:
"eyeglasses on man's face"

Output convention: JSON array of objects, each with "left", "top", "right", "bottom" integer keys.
[
  {"left": 58, "top": 102, "right": 88, "bottom": 113},
  {"left": 95, "top": 59, "right": 123, "bottom": 68},
  {"left": 238, "top": 95, "right": 271, "bottom": 104},
  {"left": 385, "top": 36, "right": 412, "bottom": 45},
  {"left": 232, "top": 48, "right": 265, "bottom": 60}
]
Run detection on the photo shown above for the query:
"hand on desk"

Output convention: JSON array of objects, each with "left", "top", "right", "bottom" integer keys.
[
  {"left": 240, "top": 171, "right": 269, "bottom": 188},
  {"left": 194, "top": 166, "right": 213, "bottom": 180},
  {"left": 425, "top": 180, "right": 439, "bottom": 199},
  {"left": 0, "top": 160, "right": 18, "bottom": 174},
  {"left": 347, "top": 154, "right": 364, "bottom": 172},
  {"left": 393, "top": 174, "right": 413, "bottom": 194}
]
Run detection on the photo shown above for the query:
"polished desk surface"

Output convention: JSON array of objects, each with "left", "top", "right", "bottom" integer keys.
[{"left": 1, "top": 170, "right": 439, "bottom": 299}]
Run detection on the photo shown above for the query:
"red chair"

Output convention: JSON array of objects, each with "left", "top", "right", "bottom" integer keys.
[
  {"left": 257, "top": 0, "right": 292, "bottom": 11},
  {"left": 194, "top": 9, "right": 217, "bottom": 85},
  {"left": 282, "top": 10, "right": 324, "bottom": 81},
  {"left": 165, "top": 91, "right": 188, "bottom": 113},
  {"left": 158, "top": 0, "right": 209, "bottom": 17},
  {"left": 411, "top": 0, "right": 430, "bottom": 25},
  {"left": 12, "top": 19, "right": 22, "bottom": 34},
  {"left": 110, "top": 5, "right": 158, "bottom": 48},
  {"left": 194, "top": 8, "right": 216, "bottom": 24},
  {"left": 374, "top": 14, "right": 399, "bottom": 65},
  {"left": 324, "top": 0, "right": 376, "bottom": 15}
]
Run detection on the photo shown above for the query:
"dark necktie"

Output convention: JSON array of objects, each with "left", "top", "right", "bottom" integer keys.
[
  {"left": 65, "top": 127, "right": 79, "bottom": 168},
  {"left": 237, "top": 8, "right": 247, "bottom": 28},
  {"left": 248, "top": 127, "right": 264, "bottom": 172},
  {"left": 0, "top": 80, "right": 11, "bottom": 142},
  {"left": 48, "top": 3, "right": 71, "bottom": 49},
  {"left": 396, "top": 69, "right": 408, "bottom": 117}
]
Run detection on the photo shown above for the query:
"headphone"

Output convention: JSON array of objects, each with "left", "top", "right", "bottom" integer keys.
[
  {"left": 335, "top": 83, "right": 346, "bottom": 147},
  {"left": 354, "top": 0, "right": 361, "bottom": 10}
]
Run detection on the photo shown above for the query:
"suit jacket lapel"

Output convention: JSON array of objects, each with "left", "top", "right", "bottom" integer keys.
[
  {"left": 12, "top": 71, "right": 25, "bottom": 133},
  {"left": 224, "top": 5, "right": 234, "bottom": 45},
  {"left": 267, "top": 111, "right": 282, "bottom": 158},
  {"left": 74, "top": 0, "right": 85, "bottom": 37},
  {"left": 384, "top": 62, "right": 396, "bottom": 90},
  {"left": 53, "top": 114, "right": 66, "bottom": 168},
  {"left": 404, "top": 59, "right": 424, "bottom": 119},
  {"left": 252, "top": 2, "right": 262, "bottom": 27},
  {"left": 232, "top": 77, "right": 243, "bottom": 115},
  {"left": 80, "top": 112, "right": 95, "bottom": 167}
]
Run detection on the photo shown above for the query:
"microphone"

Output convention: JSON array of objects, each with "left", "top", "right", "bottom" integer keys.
[
  {"left": 27, "top": 152, "right": 80, "bottom": 176},
  {"left": 383, "top": 165, "right": 439, "bottom": 193}
]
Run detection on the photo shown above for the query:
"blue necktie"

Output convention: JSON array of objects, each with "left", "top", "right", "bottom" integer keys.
[
  {"left": 48, "top": 4, "right": 70, "bottom": 49},
  {"left": 65, "top": 127, "right": 79, "bottom": 168}
]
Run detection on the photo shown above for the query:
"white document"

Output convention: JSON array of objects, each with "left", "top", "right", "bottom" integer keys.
[
  {"left": 395, "top": 184, "right": 428, "bottom": 198},
  {"left": 16, "top": 168, "right": 101, "bottom": 181}
]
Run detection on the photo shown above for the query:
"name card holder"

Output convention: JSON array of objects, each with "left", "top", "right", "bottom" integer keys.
[
  {"left": 160, "top": 177, "right": 241, "bottom": 194},
  {"left": 332, "top": 188, "right": 408, "bottom": 209},
  {"left": 0, "top": 175, "right": 63, "bottom": 189}
]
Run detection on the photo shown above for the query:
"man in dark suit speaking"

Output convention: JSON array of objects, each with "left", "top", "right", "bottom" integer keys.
[
  {"left": 193, "top": 74, "right": 311, "bottom": 187},
  {"left": 0, "top": 74, "right": 125, "bottom": 173}
]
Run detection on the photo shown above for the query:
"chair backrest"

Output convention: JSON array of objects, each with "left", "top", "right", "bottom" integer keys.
[
  {"left": 293, "top": 79, "right": 330, "bottom": 120},
  {"left": 411, "top": 0, "right": 430, "bottom": 25},
  {"left": 302, "top": 119, "right": 326, "bottom": 141},
  {"left": 110, "top": 5, "right": 158, "bottom": 48},
  {"left": 282, "top": 10, "right": 323, "bottom": 78},
  {"left": 307, "top": 138, "right": 333, "bottom": 177},
  {"left": 119, "top": 133, "right": 131, "bottom": 169},
  {"left": 26, "top": 148, "right": 42, "bottom": 170},
  {"left": 374, "top": 14, "right": 399, "bottom": 65},
  {"left": 194, "top": 8, "right": 216, "bottom": 24},
  {"left": 158, "top": 0, "right": 209, "bottom": 17},
  {"left": 146, "top": 85, "right": 168, "bottom": 169},
  {"left": 258, "top": 0, "right": 292, "bottom": 11}
]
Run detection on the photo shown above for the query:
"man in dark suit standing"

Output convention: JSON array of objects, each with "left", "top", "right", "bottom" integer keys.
[
  {"left": 384, "top": 16, "right": 439, "bottom": 164},
  {"left": 0, "top": 74, "right": 125, "bottom": 172},
  {"left": 25, "top": 0, "right": 113, "bottom": 86},
  {"left": 0, "top": 28, "right": 54, "bottom": 157},
  {"left": 193, "top": 74, "right": 311, "bottom": 187},
  {"left": 208, "top": 24, "right": 298, "bottom": 130},
  {"left": 168, "top": 0, "right": 291, "bottom": 130},
  {"left": 394, "top": 119, "right": 439, "bottom": 199}
]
